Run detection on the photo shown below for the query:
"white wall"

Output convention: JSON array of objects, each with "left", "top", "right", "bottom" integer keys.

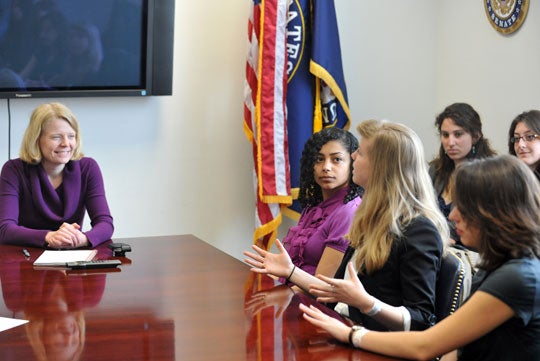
[
  {"left": 336, "top": 1, "right": 438, "bottom": 152},
  {"left": 435, "top": 0, "right": 540, "bottom": 154},
  {"left": 1, "top": 1, "right": 538, "bottom": 260}
]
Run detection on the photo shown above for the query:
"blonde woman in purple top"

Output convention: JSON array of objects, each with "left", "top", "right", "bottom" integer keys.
[
  {"left": 281, "top": 127, "right": 363, "bottom": 278},
  {"left": 0, "top": 102, "right": 114, "bottom": 249}
]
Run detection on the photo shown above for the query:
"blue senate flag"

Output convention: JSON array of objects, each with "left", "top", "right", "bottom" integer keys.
[
  {"left": 283, "top": 0, "right": 351, "bottom": 218},
  {"left": 243, "top": 0, "right": 349, "bottom": 248}
]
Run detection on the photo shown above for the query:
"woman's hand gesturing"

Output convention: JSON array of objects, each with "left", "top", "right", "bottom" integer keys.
[
  {"left": 309, "top": 262, "right": 374, "bottom": 312},
  {"left": 243, "top": 239, "right": 294, "bottom": 279}
]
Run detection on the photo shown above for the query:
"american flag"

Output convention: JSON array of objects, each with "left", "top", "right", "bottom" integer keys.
[{"left": 243, "top": 0, "right": 291, "bottom": 249}]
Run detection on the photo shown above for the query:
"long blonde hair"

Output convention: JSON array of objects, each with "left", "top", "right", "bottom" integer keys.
[{"left": 348, "top": 120, "right": 449, "bottom": 273}]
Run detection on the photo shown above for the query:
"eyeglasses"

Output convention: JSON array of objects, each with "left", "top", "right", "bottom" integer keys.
[{"left": 510, "top": 134, "right": 540, "bottom": 143}]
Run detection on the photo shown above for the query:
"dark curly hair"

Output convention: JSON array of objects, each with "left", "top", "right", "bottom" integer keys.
[
  {"left": 430, "top": 102, "right": 496, "bottom": 188},
  {"left": 297, "top": 127, "right": 363, "bottom": 208}
]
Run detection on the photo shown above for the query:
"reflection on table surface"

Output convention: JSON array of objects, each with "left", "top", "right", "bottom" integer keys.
[
  {"left": 244, "top": 273, "right": 403, "bottom": 361},
  {"left": 0, "top": 235, "right": 402, "bottom": 361}
]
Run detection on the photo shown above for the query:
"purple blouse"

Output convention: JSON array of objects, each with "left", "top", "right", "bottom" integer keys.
[
  {"left": 0, "top": 157, "right": 114, "bottom": 247},
  {"left": 282, "top": 186, "right": 361, "bottom": 276}
]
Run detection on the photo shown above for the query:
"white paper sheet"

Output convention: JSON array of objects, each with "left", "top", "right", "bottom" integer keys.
[{"left": 0, "top": 317, "right": 28, "bottom": 332}]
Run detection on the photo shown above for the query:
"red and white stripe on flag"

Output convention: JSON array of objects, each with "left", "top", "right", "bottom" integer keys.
[{"left": 243, "top": 0, "right": 291, "bottom": 249}]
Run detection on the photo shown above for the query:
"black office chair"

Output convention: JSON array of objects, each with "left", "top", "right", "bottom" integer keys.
[{"left": 435, "top": 249, "right": 468, "bottom": 322}]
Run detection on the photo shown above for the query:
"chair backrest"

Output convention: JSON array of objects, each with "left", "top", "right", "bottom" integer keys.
[{"left": 435, "top": 249, "right": 468, "bottom": 322}]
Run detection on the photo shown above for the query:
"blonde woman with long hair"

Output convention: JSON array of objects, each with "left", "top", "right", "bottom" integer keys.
[{"left": 245, "top": 120, "right": 448, "bottom": 332}]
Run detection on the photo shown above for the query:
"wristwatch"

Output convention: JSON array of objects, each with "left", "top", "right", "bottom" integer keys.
[{"left": 348, "top": 325, "right": 362, "bottom": 345}]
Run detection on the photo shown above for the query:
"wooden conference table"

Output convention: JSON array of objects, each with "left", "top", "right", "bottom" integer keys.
[{"left": 0, "top": 235, "right": 401, "bottom": 361}]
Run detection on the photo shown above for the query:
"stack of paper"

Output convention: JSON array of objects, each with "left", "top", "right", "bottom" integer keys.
[{"left": 33, "top": 249, "right": 97, "bottom": 267}]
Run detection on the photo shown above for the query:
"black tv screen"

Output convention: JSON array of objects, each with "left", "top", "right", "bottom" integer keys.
[{"left": 0, "top": 0, "right": 174, "bottom": 98}]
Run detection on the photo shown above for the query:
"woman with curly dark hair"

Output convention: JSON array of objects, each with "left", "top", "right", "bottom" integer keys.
[
  {"left": 429, "top": 102, "right": 496, "bottom": 245},
  {"left": 508, "top": 109, "right": 540, "bottom": 181},
  {"left": 247, "top": 120, "right": 448, "bottom": 332},
  {"left": 280, "top": 127, "right": 362, "bottom": 278}
]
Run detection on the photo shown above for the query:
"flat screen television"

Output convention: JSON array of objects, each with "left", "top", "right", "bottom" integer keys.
[{"left": 0, "top": 0, "right": 174, "bottom": 98}]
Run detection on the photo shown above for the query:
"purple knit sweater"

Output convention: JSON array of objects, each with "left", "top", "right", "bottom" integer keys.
[{"left": 0, "top": 157, "right": 114, "bottom": 247}]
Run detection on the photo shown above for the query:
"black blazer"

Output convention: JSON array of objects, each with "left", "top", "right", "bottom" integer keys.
[{"left": 332, "top": 216, "right": 443, "bottom": 331}]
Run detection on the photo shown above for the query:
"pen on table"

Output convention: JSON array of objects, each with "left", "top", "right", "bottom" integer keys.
[{"left": 22, "top": 249, "right": 30, "bottom": 258}]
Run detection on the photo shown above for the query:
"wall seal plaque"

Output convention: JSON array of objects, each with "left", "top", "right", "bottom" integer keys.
[{"left": 484, "top": 0, "right": 529, "bottom": 34}]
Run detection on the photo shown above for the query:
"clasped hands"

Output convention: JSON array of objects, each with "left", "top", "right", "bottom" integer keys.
[
  {"left": 243, "top": 240, "right": 374, "bottom": 313},
  {"left": 45, "top": 222, "right": 89, "bottom": 249}
]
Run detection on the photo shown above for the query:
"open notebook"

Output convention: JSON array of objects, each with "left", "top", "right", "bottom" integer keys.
[{"left": 33, "top": 249, "right": 97, "bottom": 267}]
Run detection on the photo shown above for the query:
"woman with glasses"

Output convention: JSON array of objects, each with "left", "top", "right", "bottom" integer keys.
[
  {"left": 300, "top": 155, "right": 540, "bottom": 361},
  {"left": 245, "top": 120, "right": 448, "bottom": 332},
  {"left": 508, "top": 110, "right": 540, "bottom": 180},
  {"left": 429, "top": 103, "right": 496, "bottom": 246}
]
